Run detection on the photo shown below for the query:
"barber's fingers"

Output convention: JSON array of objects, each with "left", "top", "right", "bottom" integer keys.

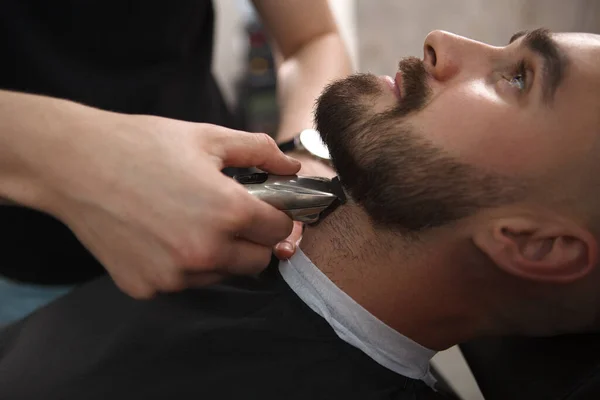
[
  {"left": 218, "top": 239, "right": 276, "bottom": 276},
  {"left": 109, "top": 265, "right": 158, "bottom": 300},
  {"left": 183, "top": 272, "right": 227, "bottom": 288},
  {"left": 182, "top": 236, "right": 275, "bottom": 277},
  {"left": 210, "top": 129, "right": 301, "bottom": 175},
  {"left": 273, "top": 221, "right": 304, "bottom": 260},
  {"left": 237, "top": 202, "right": 294, "bottom": 247},
  {"left": 225, "top": 182, "right": 294, "bottom": 246},
  {"left": 119, "top": 240, "right": 272, "bottom": 296}
]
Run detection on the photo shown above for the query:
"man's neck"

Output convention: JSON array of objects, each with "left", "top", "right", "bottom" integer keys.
[{"left": 299, "top": 205, "right": 485, "bottom": 351}]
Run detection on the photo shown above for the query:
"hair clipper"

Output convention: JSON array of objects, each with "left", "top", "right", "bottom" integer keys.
[{"left": 233, "top": 172, "right": 347, "bottom": 225}]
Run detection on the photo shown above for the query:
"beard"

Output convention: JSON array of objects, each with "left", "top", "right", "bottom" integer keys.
[{"left": 314, "top": 57, "right": 524, "bottom": 233}]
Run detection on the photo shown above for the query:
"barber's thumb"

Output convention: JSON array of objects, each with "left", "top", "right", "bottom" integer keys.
[{"left": 218, "top": 131, "right": 301, "bottom": 174}]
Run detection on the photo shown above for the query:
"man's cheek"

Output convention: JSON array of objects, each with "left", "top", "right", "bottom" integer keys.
[{"left": 412, "top": 91, "right": 541, "bottom": 171}]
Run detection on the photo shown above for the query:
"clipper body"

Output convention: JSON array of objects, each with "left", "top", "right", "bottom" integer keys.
[{"left": 234, "top": 173, "right": 346, "bottom": 224}]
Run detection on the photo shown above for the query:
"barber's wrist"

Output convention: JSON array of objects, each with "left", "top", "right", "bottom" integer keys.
[{"left": 276, "top": 128, "right": 332, "bottom": 169}]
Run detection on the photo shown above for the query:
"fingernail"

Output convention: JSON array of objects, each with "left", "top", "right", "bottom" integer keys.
[
  {"left": 281, "top": 242, "right": 294, "bottom": 253},
  {"left": 295, "top": 236, "right": 303, "bottom": 247}
]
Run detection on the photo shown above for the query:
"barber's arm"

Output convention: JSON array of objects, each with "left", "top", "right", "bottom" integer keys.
[
  {"left": 0, "top": 89, "right": 300, "bottom": 298},
  {"left": 252, "top": 0, "right": 353, "bottom": 256},
  {"left": 252, "top": 0, "right": 352, "bottom": 159}
]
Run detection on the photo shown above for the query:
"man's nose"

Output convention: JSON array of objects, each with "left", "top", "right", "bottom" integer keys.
[{"left": 423, "top": 30, "right": 495, "bottom": 82}]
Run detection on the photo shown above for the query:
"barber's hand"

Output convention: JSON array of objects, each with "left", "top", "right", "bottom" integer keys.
[
  {"left": 43, "top": 112, "right": 300, "bottom": 299},
  {"left": 272, "top": 152, "right": 336, "bottom": 260}
]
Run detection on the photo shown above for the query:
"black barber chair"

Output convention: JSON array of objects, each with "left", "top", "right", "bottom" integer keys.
[{"left": 459, "top": 333, "right": 600, "bottom": 399}]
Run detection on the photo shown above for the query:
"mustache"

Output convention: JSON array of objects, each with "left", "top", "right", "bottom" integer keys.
[{"left": 393, "top": 56, "right": 432, "bottom": 116}]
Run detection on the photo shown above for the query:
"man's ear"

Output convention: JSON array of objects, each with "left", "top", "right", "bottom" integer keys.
[{"left": 472, "top": 215, "right": 598, "bottom": 283}]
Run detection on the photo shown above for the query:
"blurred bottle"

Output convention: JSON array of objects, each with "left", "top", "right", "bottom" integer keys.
[{"left": 234, "top": 0, "right": 280, "bottom": 137}]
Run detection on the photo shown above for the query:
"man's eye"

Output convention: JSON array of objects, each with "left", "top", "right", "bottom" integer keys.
[
  {"left": 509, "top": 73, "right": 526, "bottom": 91},
  {"left": 506, "top": 59, "right": 529, "bottom": 92}
]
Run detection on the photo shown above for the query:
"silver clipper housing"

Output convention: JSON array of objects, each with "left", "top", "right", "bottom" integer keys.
[{"left": 234, "top": 172, "right": 347, "bottom": 225}]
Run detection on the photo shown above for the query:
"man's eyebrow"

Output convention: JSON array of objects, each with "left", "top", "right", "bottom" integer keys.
[{"left": 508, "top": 28, "right": 569, "bottom": 104}]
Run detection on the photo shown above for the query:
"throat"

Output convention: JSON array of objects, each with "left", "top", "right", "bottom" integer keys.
[{"left": 299, "top": 207, "right": 483, "bottom": 351}]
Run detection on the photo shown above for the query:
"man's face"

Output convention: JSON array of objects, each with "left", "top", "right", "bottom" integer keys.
[{"left": 315, "top": 29, "right": 600, "bottom": 233}]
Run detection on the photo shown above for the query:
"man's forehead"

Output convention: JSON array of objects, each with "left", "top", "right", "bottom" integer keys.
[
  {"left": 553, "top": 32, "right": 600, "bottom": 55},
  {"left": 553, "top": 32, "right": 600, "bottom": 43},
  {"left": 554, "top": 32, "right": 600, "bottom": 83},
  {"left": 547, "top": 33, "right": 600, "bottom": 141},
  {"left": 536, "top": 32, "right": 600, "bottom": 105}
]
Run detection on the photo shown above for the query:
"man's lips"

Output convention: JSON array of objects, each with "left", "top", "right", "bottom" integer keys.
[
  {"left": 394, "top": 71, "right": 403, "bottom": 98},
  {"left": 382, "top": 73, "right": 402, "bottom": 100}
]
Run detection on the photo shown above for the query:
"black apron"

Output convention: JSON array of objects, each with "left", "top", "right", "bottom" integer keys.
[{"left": 0, "top": 260, "right": 451, "bottom": 399}]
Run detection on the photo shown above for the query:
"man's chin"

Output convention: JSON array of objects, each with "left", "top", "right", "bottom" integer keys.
[{"left": 315, "top": 74, "right": 377, "bottom": 143}]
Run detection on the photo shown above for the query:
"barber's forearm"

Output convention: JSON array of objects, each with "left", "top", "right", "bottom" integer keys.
[
  {"left": 0, "top": 90, "right": 90, "bottom": 210},
  {"left": 274, "top": 32, "right": 352, "bottom": 143}
]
